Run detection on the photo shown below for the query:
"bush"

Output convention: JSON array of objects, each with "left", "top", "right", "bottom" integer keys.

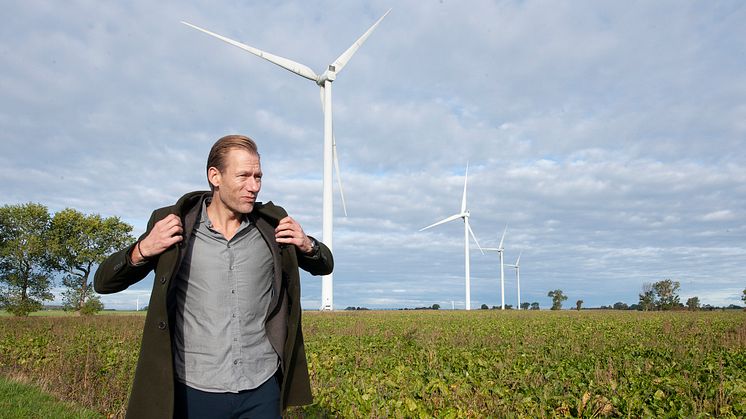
[{"left": 79, "top": 299, "right": 104, "bottom": 316}]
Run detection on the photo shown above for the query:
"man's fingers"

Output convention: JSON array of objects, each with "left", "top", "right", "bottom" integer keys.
[
  {"left": 275, "top": 216, "right": 312, "bottom": 253},
  {"left": 141, "top": 215, "right": 184, "bottom": 257},
  {"left": 275, "top": 216, "right": 297, "bottom": 230},
  {"left": 168, "top": 224, "right": 184, "bottom": 235},
  {"left": 165, "top": 234, "right": 183, "bottom": 246}
]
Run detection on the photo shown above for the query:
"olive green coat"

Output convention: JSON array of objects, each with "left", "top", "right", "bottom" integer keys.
[{"left": 94, "top": 191, "right": 333, "bottom": 418}]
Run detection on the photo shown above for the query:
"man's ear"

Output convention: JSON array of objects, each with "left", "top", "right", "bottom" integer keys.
[{"left": 207, "top": 166, "right": 221, "bottom": 189}]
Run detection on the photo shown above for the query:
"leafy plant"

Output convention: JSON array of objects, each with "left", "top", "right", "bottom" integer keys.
[
  {"left": 0, "top": 203, "right": 55, "bottom": 316},
  {"left": 48, "top": 209, "right": 133, "bottom": 314},
  {"left": 547, "top": 289, "right": 568, "bottom": 310}
]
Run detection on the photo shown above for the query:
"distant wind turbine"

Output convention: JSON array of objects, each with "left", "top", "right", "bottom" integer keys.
[
  {"left": 506, "top": 252, "right": 522, "bottom": 310},
  {"left": 483, "top": 225, "right": 508, "bottom": 310},
  {"left": 420, "top": 163, "right": 483, "bottom": 310},
  {"left": 182, "top": 10, "right": 391, "bottom": 311}
]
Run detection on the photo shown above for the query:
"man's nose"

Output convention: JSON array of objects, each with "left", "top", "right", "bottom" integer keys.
[{"left": 246, "top": 179, "right": 260, "bottom": 192}]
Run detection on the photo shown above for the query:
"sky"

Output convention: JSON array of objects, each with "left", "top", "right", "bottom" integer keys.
[{"left": 2, "top": 0, "right": 745, "bottom": 310}]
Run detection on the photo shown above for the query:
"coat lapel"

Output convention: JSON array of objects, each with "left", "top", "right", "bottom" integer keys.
[{"left": 255, "top": 215, "right": 283, "bottom": 316}]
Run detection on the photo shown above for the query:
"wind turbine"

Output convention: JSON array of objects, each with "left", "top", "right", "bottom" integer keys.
[
  {"left": 483, "top": 225, "right": 508, "bottom": 310},
  {"left": 506, "top": 252, "right": 522, "bottom": 310},
  {"left": 182, "top": 10, "right": 391, "bottom": 311},
  {"left": 420, "top": 164, "right": 483, "bottom": 310}
]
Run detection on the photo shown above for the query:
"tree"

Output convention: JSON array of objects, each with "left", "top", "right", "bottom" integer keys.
[
  {"left": 48, "top": 208, "right": 133, "bottom": 314},
  {"left": 530, "top": 302, "right": 540, "bottom": 310},
  {"left": 613, "top": 302, "right": 629, "bottom": 310},
  {"left": 742, "top": 288, "right": 746, "bottom": 305},
  {"left": 575, "top": 300, "right": 583, "bottom": 311},
  {"left": 547, "top": 289, "right": 568, "bottom": 310},
  {"left": 431, "top": 303, "right": 440, "bottom": 310},
  {"left": 653, "top": 279, "right": 681, "bottom": 310},
  {"left": 686, "top": 296, "right": 700, "bottom": 311},
  {"left": 480, "top": 303, "right": 489, "bottom": 310},
  {"left": 520, "top": 302, "right": 530, "bottom": 310},
  {"left": 0, "top": 203, "right": 55, "bottom": 316},
  {"left": 638, "top": 283, "right": 655, "bottom": 311}
]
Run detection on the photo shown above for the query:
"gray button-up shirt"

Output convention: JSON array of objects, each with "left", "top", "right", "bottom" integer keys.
[{"left": 173, "top": 198, "right": 278, "bottom": 392}]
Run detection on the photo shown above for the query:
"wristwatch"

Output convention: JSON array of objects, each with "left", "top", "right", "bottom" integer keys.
[{"left": 308, "top": 237, "right": 320, "bottom": 256}]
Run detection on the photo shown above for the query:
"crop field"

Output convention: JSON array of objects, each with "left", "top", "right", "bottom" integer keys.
[{"left": 0, "top": 310, "right": 744, "bottom": 418}]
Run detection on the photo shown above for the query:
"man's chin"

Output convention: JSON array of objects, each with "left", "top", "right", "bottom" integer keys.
[{"left": 240, "top": 203, "right": 255, "bottom": 214}]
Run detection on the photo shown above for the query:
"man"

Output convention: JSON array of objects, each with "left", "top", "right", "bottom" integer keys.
[{"left": 94, "top": 134, "right": 333, "bottom": 418}]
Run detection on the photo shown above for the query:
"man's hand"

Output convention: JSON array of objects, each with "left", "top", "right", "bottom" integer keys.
[
  {"left": 275, "top": 216, "right": 314, "bottom": 254},
  {"left": 131, "top": 214, "right": 184, "bottom": 264}
]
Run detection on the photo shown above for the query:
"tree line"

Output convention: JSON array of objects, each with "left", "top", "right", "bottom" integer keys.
[
  {"left": 0, "top": 203, "right": 133, "bottom": 316},
  {"left": 549, "top": 279, "right": 746, "bottom": 311}
]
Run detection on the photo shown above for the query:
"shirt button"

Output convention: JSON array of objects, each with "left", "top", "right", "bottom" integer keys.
[
  {"left": 233, "top": 360, "right": 239, "bottom": 365},
  {"left": 232, "top": 313, "right": 236, "bottom": 318},
  {"left": 157, "top": 321, "right": 166, "bottom": 330},
  {"left": 231, "top": 289, "right": 235, "bottom": 294},
  {"left": 160, "top": 276, "right": 167, "bottom": 284}
]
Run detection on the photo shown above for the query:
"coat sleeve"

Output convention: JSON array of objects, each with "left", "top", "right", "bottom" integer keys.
[
  {"left": 94, "top": 210, "right": 160, "bottom": 294},
  {"left": 296, "top": 237, "right": 334, "bottom": 276}
]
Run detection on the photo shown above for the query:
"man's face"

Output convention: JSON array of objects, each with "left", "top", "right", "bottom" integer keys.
[{"left": 210, "top": 148, "right": 262, "bottom": 214}]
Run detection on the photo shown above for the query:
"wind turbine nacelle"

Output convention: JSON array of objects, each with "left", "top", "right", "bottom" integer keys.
[
  {"left": 319, "top": 73, "right": 336, "bottom": 83},
  {"left": 319, "top": 65, "right": 337, "bottom": 83}
]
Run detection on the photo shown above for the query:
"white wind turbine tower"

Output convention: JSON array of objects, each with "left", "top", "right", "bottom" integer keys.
[
  {"left": 182, "top": 11, "right": 391, "bottom": 311},
  {"left": 420, "top": 164, "right": 483, "bottom": 310},
  {"left": 483, "top": 225, "right": 508, "bottom": 310},
  {"left": 506, "top": 252, "right": 522, "bottom": 309}
]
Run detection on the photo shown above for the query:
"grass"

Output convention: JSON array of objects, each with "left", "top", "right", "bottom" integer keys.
[{"left": 0, "top": 375, "right": 102, "bottom": 418}]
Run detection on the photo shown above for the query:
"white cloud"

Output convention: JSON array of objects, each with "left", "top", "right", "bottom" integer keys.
[{"left": 701, "top": 210, "right": 736, "bottom": 222}]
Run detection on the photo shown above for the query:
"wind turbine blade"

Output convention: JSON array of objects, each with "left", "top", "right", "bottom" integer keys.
[
  {"left": 333, "top": 138, "right": 348, "bottom": 216},
  {"left": 515, "top": 251, "right": 522, "bottom": 266},
  {"left": 181, "top": 21, "right": 319, "bottom": 82},
  {"left": 467, "top": 223, "right": 484, "bottom": 255},
  {"left": 419, "top": 213, "right": 462, "bottom": 231},
  {"left": 498, "top": 224, "right": 508, "bottom": 249},
  {"left": 331, "top": 9, "right": 391, "bottom": 75},
  {"left": 461, "top": 162, "right": 469, "bottom": 213}
]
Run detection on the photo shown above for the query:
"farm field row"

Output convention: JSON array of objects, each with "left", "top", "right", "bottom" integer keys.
[{"left": 0, "top": 310, "right": 744, "bottom": 417}]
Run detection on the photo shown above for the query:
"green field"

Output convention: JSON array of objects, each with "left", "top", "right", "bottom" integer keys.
[{"left": 0, "top": 310, "right": 744, "bottom": 418}]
